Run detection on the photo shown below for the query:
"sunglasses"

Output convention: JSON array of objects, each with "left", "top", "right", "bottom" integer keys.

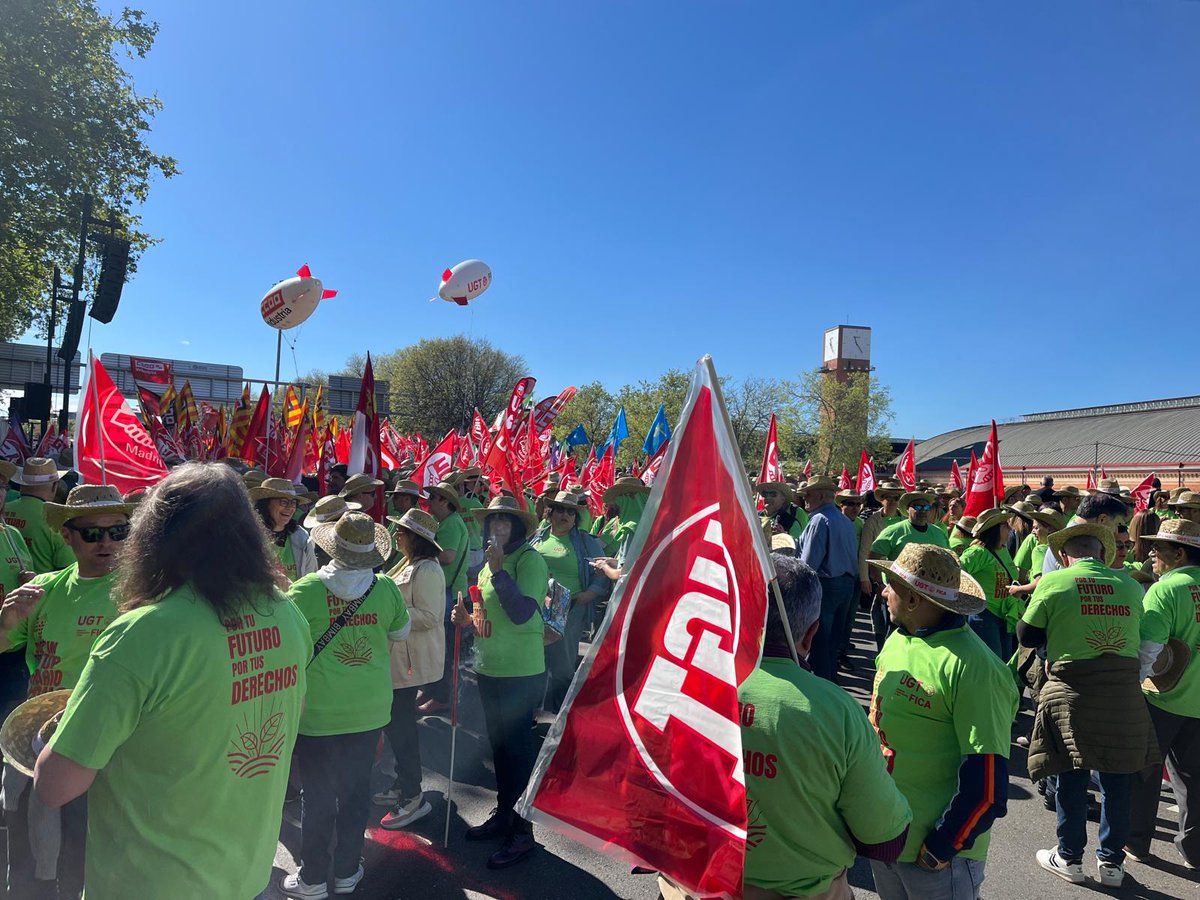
[
  {"left": 65, "top": 522, "right": 130, "bottom": 543},
  {"left": 908, "top": 503, "right": 932, "bottom": 511}
]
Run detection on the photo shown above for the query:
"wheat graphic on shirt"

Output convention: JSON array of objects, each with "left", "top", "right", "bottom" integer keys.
[
  {"left": 1077, "top": 576, "right": 1130, "bottom": 654},
  {"left": 227, "top": 698, "right": 287, "bottom": 779}
]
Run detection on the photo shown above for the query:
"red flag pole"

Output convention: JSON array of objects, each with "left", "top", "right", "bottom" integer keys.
[{"left": 443, "top": 590, "right": 467, "bottom": 848}]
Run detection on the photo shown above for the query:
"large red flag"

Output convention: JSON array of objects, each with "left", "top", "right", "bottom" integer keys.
[
  {"left": 78, "top": 353, "right": 168, "bottom": 494},
  {"left": 586, "top": 444, "right": 615, "bottom": 517},
  {"left": 895, "top": 438, "right": 916, "bottom": 491},
  {"left": 641, "top": 439, "right": 670, "bottom": 487},
  {"left": 148, "top": 416, "right": 185, "bottom": 463},
  {"left": 532, "top": 387, "right": 577, "bottom": 433},
  {"left": 966, "top": 450, "right": 978, "bottom": 495},
  {"left": 579, "top": 445, "right": 599, "bottom": 487},
  {"left": 803, "top": 459, "right": 813, "bottom": 478},
  {"left": 316, "top": 423, "right": 336, "bottom": 496},
  {"left": 1130, "top": 473, "right": 1156, "bottom": 512},
  {"left": 963, "top": 421, "right": 1002, "bottom": 516},
  {"left": 856, "top": 449, "right": 876, "bottom": 494},
  {"left": 128, "top": 355, "right": 172, "bottom": 385},
  {"left": 838, "top": 466, "right": 851, "bottom": 490},
  {"left": 519, "top": 356, "right": 771, "bottom": 898},
  {"left": 469, "top": 408, "right": 490, "bottom": 446},
  {"left": 485, "top": 376, "right": 536, "bottom": 471},
  {"left": 239, "top": 386, "right": 271, "bottom": 464},
  {"left": 410, "top": 429, "right": 457, "bottom": 488},
  {"left": 1085, "top": 469, "right": 1097, "bottom": 491},
  {"left": 757, "top": 414, "right": 782, "bottom": 485},
  {"left": 949, "top": 459, "right": 965, "bottom": 493},
  {"left": 0, "top": 414, "right": 32, "bottom": 464},
  {"left": 283, "top": 401, "right": 310, "bottom": 482},
  {"left": 34, "top": 423, "right": 58, "bottom": 458}
]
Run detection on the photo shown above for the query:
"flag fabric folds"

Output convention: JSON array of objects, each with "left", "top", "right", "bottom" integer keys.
[
  {"left": 565, "top": 424, "right": 589, "bottom": 449},
  {"left": 758, "top": 413, "right": 782, "bottom": 485},
  {"left": 963, "top": 420, "right": 1002, "bottom": 516},
  {"left": 856, "top": 449, "right": 876, "bottom": 494},
  {"left": 77, "top": 352, "right": 168, "bottom": 494},
  {"left": 895, "top": 438, "right": 916, "bottom": 491},
  {"left": 642, "top": 403, "right": 672, "bottom": 456},
  {"left": 601, "top": 406, "right": 629, "bottom": 456}
]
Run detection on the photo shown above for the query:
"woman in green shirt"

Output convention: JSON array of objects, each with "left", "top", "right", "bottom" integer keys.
[
  {"left": 251, "top": 478, "right": 317, "bottom": 585},
  {"left": 961, "top": 508, "right": 1019, "bottom": 660},
  {"left": 453, "top": 497, "right": 549, "bottom": 870},
  {"left": 593, "top": 477, "right": 650, "bottom": 581}
]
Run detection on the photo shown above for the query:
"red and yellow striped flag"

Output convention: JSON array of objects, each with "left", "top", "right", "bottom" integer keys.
[
  {"left": 179, "top": 381, "right": 200, "bottom": 429},
  {"left": 227, "top": 384, "right": 252, "bottom": 453},
  {"left": 312, "top": 384, "right": 326, "bottom": 436},
  {"left": 283, "top": 385, "right": 304, "bottom": 429}
]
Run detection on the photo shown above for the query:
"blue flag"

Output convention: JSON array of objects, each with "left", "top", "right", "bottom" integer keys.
[
  {"left": 565, "top": 424, "right": 589, "bottom": 448},
  {"left": 642, "top": 403, "right": 671, "bottom": 456},
  {"left": 601, "top": 406, "right": 629, "bottom": 455}
]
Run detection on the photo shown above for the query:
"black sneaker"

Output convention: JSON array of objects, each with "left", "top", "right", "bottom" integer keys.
[
  {"left": 465, "top": 808, "right": 511, "bottom": 842},
  {"left": 487, "top": 831, "right": 537, "bottom": 869},
  {"left": 837, "top": 653, "right": 857, "bottom": 673}
]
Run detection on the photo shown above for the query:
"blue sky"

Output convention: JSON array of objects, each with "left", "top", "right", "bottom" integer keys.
[{"left": 49, "top": 0, "right": 1199, "bottom": 437}]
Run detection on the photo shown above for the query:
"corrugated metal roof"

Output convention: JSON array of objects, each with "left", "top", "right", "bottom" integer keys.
[{"left": 913, "top": 401, "right": 1200, "bottom": 474}]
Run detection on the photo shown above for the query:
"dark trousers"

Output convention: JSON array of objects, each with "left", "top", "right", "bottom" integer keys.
[
  {"left": 543, "top": 599, "right": 592, "bottom": 714},
  {"left": 477, "top": 673, "right": 542, "bottom": 816},
  {"left": 870, "top": 592, "right": 892, "bottom": 653},
  {"left": 969, "top": 611, "right": 1012, "bottom": 661},
  {"left": 1056, "top": 768, "right": 1132, "bottom": 864},
  {"left": 3, "top": 777, "right": 86, "bottom": 899},
  {"left": 809, "top": 574, "right": 856, "bottom": 682},
  {"left": 382, "top": 687, "right": 422, "bottom": 799},
  {"left": 295, "top": 729, "right": 379, "bottom": 883},
  {"left": 1130, "top": 703, "right": 1200, "bottom": 865}
]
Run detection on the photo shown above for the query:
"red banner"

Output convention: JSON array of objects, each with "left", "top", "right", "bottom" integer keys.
[
  {"left": 856, "top": 449, "right": 876, "bottom": 494},
  {"left": 838, "top": 465, "right": 851, "bottom": 490},
  {"left": 485, "top": 376, "right": 535, "bottom": 471},
  {"left": 949, "top": 459, "right": 964, "bottom": 493},
  {"left": 410, "top": 429, "right": 457, "bottom": 488},
  {"left": 533, "top": 386, "right": 577, "bottom": 433},
  {"left": 79, "top": 353, "right": 168, "bottom": 494},
  {"left": 0, "top": 415, "right": 32, "bottom": 464},
  {"left": 895, "top": 437, "right": 916, "bottom": 491},
  {"left": 757, "top": 413, "right": 782, "bottom": 485},
  {"left": 963, "top": 421, "right": 1002, "bottom": 516},
  {"left": 239, "top": 386, "right": 271, "bottom": 466},
  {"left": 519, "top": 358, "right": 770, "bottom": 897},
  {"left": 1130, "top": 473, "right": 1156, "bottom": 512},
  {"left": 128, "top": 355, "right": 172, "bottom": 386}
]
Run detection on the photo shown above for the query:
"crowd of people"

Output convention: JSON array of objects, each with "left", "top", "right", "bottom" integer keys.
[{"left": 0, "top": 447, "right": 1197, "bottom": 899}]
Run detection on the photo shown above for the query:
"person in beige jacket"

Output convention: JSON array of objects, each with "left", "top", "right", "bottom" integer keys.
[
  {"left": 860, "top": 479, "right": 905, "bottom": 652},
  {"left": 375, "top": 509, "right": 446, "bottom": 829}
]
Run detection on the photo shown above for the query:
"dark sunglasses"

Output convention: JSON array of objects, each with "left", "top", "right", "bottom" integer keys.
[
  {"left": 908, "top": 503, "right": 932, "bottom": 511},
  {"left": 65, "top": 522, "right": 130, "bottom": 543}
]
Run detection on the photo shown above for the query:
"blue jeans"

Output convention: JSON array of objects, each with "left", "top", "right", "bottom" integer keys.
[
  {"left": 870, "top": 857, "right": 986, "bottom": 899},
  {"left": 1056, "top": 768, "right": 1131, "bottom": 864},
  {"left": 810, "top": 574, "right": 855, "bottom": 681},
  {"left": 969, "top": 610, "right": 1011, "bottom": 661}
]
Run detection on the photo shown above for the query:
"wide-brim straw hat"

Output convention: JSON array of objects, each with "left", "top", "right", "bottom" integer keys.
[
  {"left": 1140, "top": 518, "right": 1200, "bottom": 550},
  {"left": 954, "top": 515, "right": 978, "bottom": 537},
  {"left": 0, "top": 460, "right": 16, "bottom": 482},
  {"left": 1047, "top": 522, "right": 1117, "bottom": 567},
  {"left": 547, "top": 490, "right": 582, "bottom": 511},
  {"left": 898, "top": 491, "right": 936, "bottom": 513},
  {"left": 972, "top": 507, "right": 1011, "bottom": 537},
  {"left": 1169, "top": 487, "right": 1189, "bottom": 501},
  {"left": 1027, "top": 508, "right": 1066, "bottom": 531},
  {"left": 0, "top": 690, "right": 71, "bottom": 777},
  {"left": 770, "top": 533, "right": 797, "bottom": 552},
  {"left": 242, "top": 469, "right": 268, "bottom": 488},
  {"left": 1144, "top": 637, "right": 1192, "bottom": 694},
  {"left": 472, "top": 495, "right": 538, "bottom": 534},
  {"left": 44, "top": 485, "right": 137, "bottom": 530},
  {"left": 754, "top": 481, "right": 794, "bottom": 502},
  {"left": 873, "top": 479, "right": 905, "bottom": 499},
  {"left": 10, "top": 458, "right": 62, "bottom": 486},
  {"left": 1004, "top": 501, "right": 1039, "bottom": 521},
  {"left": 387, "top": 507, "right": 444, "bottom": 551},
  {"left": 1053, "top": 485, "right": 1083, "bottom": 501},
  {"left": 798, "top": 475, "right": 839, "bottom": 494},
  {"left": 1168, "top": 491, "right": 1200, "bottom": 510},
  {"left": 868, "top": 543, "right": 986, "bottom": 615},
  {"left": 249, "top": 477, "right": 302, "bottom": 502},
  {"left": 1002, "top": 484, "right": 1027, "bottom": 503},
  {"left": 425, "top": 481, "right": 462, "bottom": 512},
  {"left": 835, "top": 489, "right": 863, "bottom": 504},
  {"left": 389, "top": 479, "right": 425, "bottom": 498},
  {"left": 303, "top": 495, "right": 364, "bottom": 529},
  {"left": 340, "top": 473, "right": 384, "bottom": 498},
  {"left": 310, "top": 511, "right": 392, "bottom": 569},
  {"left": 1095, "top": 478, "right": 1123, "bottom": 496},
  {"left": 603, "top": 476, "right": 651, "bottom": 505}
]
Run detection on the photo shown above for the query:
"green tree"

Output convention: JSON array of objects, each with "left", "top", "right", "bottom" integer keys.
[
  {"left": 0, "top": 1, "right": 178, "bottom": 340},
  {"left": 791, "top": 371, "right": 894, "bottom": 476},
  {"left": 555, "top": 381, "right": 618, "bottom": 456}
]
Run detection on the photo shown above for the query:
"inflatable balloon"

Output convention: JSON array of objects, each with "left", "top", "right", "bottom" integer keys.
[
  {"left": 261, "top": 264, "right": 337, "bottom": 330},
  {"left": 435, "top": 260, "right": 492, "bottom": 306}
]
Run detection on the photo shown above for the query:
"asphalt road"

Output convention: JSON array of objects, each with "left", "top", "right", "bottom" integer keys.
[{"left": 260, "top": 610, "right": 1199, "bottom": 900}]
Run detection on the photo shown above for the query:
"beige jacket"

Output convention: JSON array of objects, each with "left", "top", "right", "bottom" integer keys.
[
  {"left": 388, "top": 558, "right": 446, "bottom": 688},
  {"left": 858, "top": 510, "right": 888, "bottom": 585}
]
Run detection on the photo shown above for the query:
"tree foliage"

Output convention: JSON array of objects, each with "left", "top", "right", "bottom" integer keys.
[
  {"left": 0, "top": 1, "right": 178, "bottom": 340},
  {"left": 791, "top": 371, "right": 895, "bottom": 475}
]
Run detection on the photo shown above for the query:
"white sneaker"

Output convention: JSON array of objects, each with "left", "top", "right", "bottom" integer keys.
[
  {"left": 371, "top": 785, "right": 403, "bottom": 805},
  {"left": 380, "top": 795, "right": 433, "bottom": 830},
  {"left": 1037, "top": 848, "right": 1084, "bottom": 884},
  {"left": 333, "top": 864, "right": 364, "bottom": 895},
  {"left": 1097, "top": 860, "right": 1125, "bottom": 887},
  {"left": 282, "top": 871, "right": 329, "bottom": 899}
]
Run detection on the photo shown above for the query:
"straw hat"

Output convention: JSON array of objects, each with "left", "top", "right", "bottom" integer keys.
[
  {"left": 1140, "top": 518, "right": 1200, "bottom": 550},
  {"left": 249, "top": 477, "right": 302, "bottom": 502},
  {"left": 1005, "top": 500, "right": 1039, "bottom": 520},
  {"left": 10, "top": 458, "right": 62, "bottom": 487},
  {"left": 1053, "top": 485, "right": 1083, "bottom": 501},
  {"left": 547, "top": 490, "right": 582, "bottom": 511},
  {"left": 835, "top": 489, "right": 864, "bottom": 505},
  {"left": 954, "top": 515, "right": 978, "bottom": 537},
  {"left": 340, "top": 473, "right": 383, "bottom": 498},
  {"left": 389, "top": 479, "right": 425, "bottom": 499},
  {"left": 471, "top": 495, "right": 538, "bottom": 534},
  {"left": 0, "top": 460, "right": 16, "bottom": 482},
  {"left": 425, "top": 480, "right": 462, "bottom": 512},
  {"left": 770, "top": 533, "right": 797, "bottom": 552},
  {"left": 387, "top": 508, "right": 443, "bottom": 551},
  {"left": 0, "top": 690, "right": 71, "bottom": 777},
  {"left": 873, "top": 479, "right": 905, "bottom": 499},
  {"left": 936, "top": 486, "right": 962, "bottom": 499},
  {"left": 898, "top": 491, "right": 936, "bottom": 513},
  {"left": 310, "top": 511, "right": 392, "bottom": 569},
  {"left": 972, "top": 507, "right": 1011, "bottom": 537},
  {"left": 868, "top": 544, "right": 986, "bottom": 615},
  {"left": 1047, "top": 522, "right": 1117, "bottom": 567},
  {"left": 1002, "top": 484, "right": 1027, "bottom": 503},
  {"left": 303, "top": 495, "right": 363, "bottom": 529},
  {"left": 44, "top": 485, "right": 136, "bottom": 530},
  {"left": 1169, "top": 486, "right": 1189, "bottom": 501},
  {"left": 1168, "top": 491, "right": 1200, "bottom": 510},
  {"left": 1095, "top": 478, "right": 1122, "bottom": 497},
  {"left": 754, "top": 480, "right": 794, "bottom": 503},
  {"left": 603, "top": 476, "right": 650, "bottom": 505},
  {"left": 798, "top": 475, "right": 839, "bottom": 494},
  {"left": 242, "top": 469, "right": 268, "bottom": 489},
  {"left": 1027, "top": 508, "right": 1066, "bottom": 531},
  {"left": 1143, "top": 637, "right": 1192, "bottom": 694}
]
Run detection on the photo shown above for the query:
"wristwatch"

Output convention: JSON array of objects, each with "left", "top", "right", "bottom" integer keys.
[{"left": 917, "top": 846, "right": 949, "bottom": 872}]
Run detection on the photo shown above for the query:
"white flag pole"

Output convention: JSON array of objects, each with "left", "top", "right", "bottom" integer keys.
[{"left": 88, "top": 350, "right": 108, "bottom": 484}]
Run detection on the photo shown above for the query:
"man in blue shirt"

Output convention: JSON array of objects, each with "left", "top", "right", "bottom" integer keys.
[{"left": 797, "top": 475, "right": 859, "bottom": 682}]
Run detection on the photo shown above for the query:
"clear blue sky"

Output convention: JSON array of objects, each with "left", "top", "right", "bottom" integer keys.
[{"left": 54, "top": 0, "right": 1200, "bottom": 437}]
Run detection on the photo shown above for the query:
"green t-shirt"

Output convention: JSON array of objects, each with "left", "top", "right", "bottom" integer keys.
[
  {"left": 872, "top": 520, "right": 950, "bottom": 560},
  {"left": 577, "top": 506, "right": 594, "bottom": 533},
  {"left": 742, "top": 657, "right": 912, "bottom": 895},
  {"left": 473, "top": 545, "right": 548, "bottom": 677},
  {"left": 437, "top": 512, "right": 470, "bottom": 597},
  {"left": 872, "top": 623, "right": 1018, "bottom": 862},
  {"left": 49, "top": 585, "right": 310, "bottom": 899},
  {"left": 1013, "top": 532, "right": 1051, "bottom": 577},
  {"left": 459, "top": 495, "right": 485, "bottom": 551},
  {"left": 275, "top": 537, "right": 297, "bottom": 582},
  {"left": 761, "top": 506, "right": 809, "bottom": 543},
  {"left": 2, "top": 495, "right": 74, "bottom": 573},
  {"left": 6, "top": 564, "right": 118, "bottom": 696},
  {"left": 534, "top": 531, "right": 583, "bottom": 594},
  {"left": 960, "top": 545, "right": 1019, "bottom": 629},
  {"left": 1139, "top": 565, "right": 1200, "bottom": 718},
  {"left": 1022, "top": 558, "right": 1144, "bottom": 663},
  {"left": 287, "top": 574, "right": 409, "bottom": 735},
  {"left": 0, "top": 523, "right": 31, "bottom": 596}
]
